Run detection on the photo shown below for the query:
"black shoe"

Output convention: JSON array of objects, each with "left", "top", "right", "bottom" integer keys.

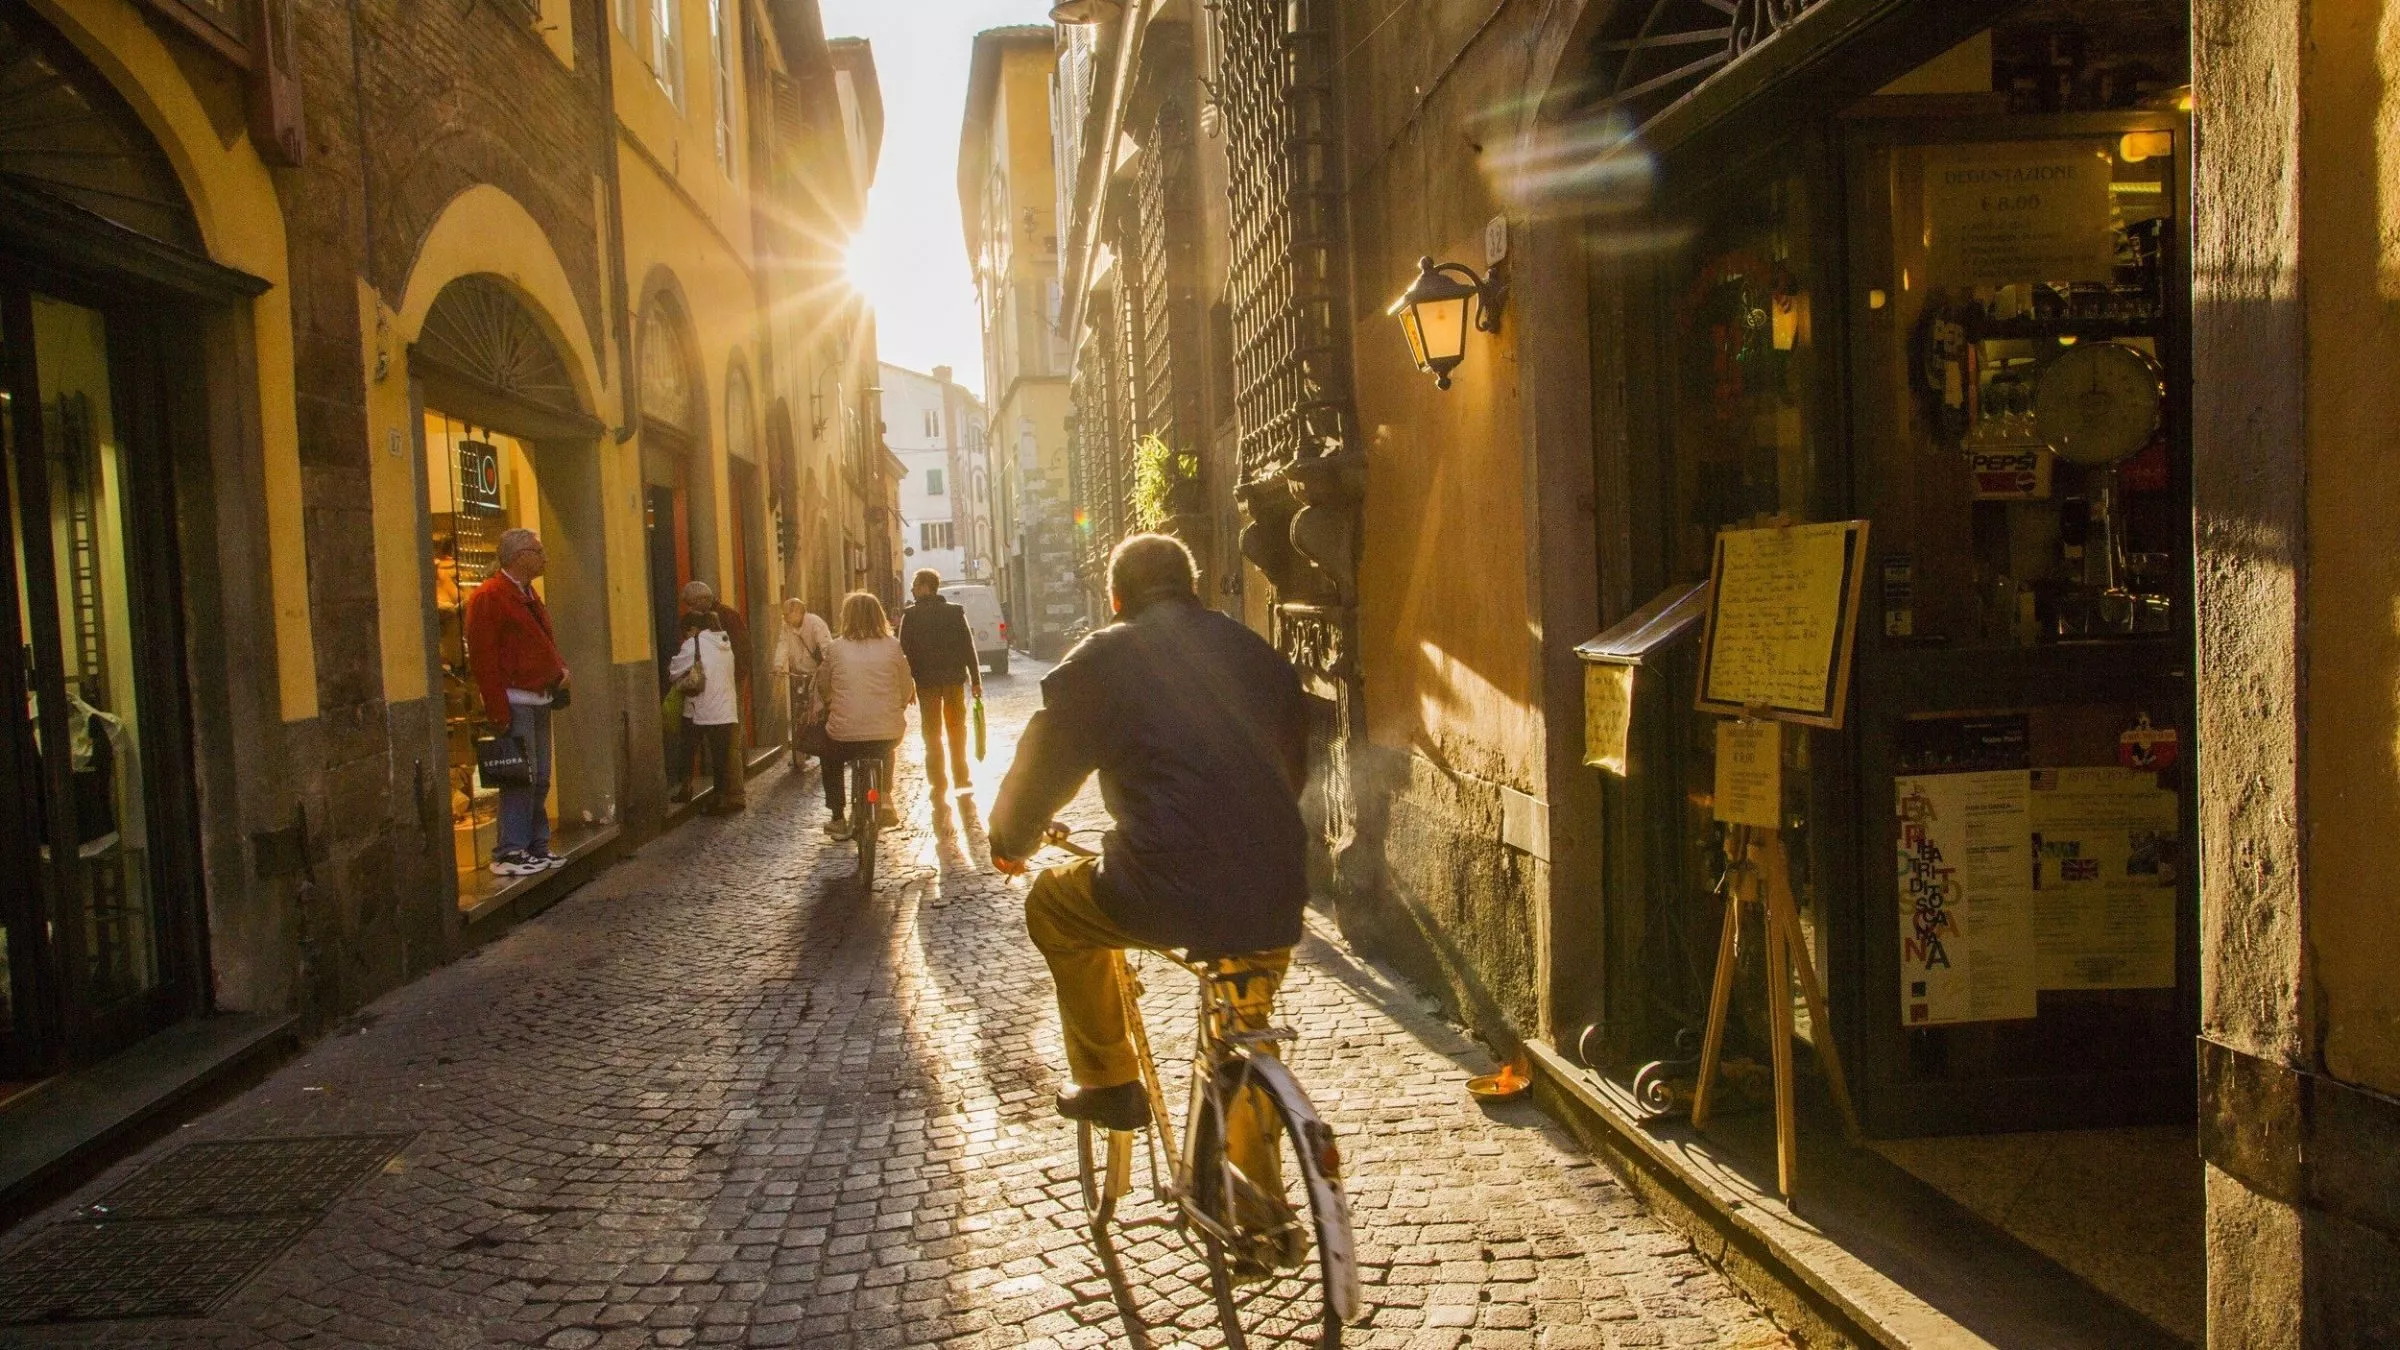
[{"left": 1056, "top": 1081, "right": 1150, "bottom": 1131}]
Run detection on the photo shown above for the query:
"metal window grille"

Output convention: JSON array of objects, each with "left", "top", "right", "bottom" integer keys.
[
  {"left": 1135, "top": 97, "right": 1203, "bottom": 458},
  {"left": 1214, "top": 0, "right": 1358, "bottom": 485},
  {"left": 1581, "top": 0, "right": 1828, "bottom": 133}
]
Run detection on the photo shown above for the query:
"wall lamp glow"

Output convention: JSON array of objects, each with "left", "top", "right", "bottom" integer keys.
[{"left": 1388, "top": 255, "right": 1505, "bottom": 391}]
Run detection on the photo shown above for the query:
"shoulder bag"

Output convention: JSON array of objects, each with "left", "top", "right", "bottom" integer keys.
[{"left": 475, "top": 731, "right": 531, "bottom": 787}]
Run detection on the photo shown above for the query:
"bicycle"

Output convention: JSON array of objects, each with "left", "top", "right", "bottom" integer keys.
[
  {"left": 850, "top": 752, "right": 885, "bottom": 887},
  {"left": 1035, "top": 826, "right": 1360, "bottom": 1347}
]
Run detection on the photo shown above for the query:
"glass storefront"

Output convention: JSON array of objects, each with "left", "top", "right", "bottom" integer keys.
[
  {"left": 422, "top": 410, "right": 553, "bottom": 898},
  {"left": 2, "top": 284, "right": 199, "bottom": 1077},
  {"left": 1581, "top": 7, "right": 2200, "bottom": 1336}
]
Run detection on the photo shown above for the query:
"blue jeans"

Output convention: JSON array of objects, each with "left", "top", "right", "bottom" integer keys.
[{"left": 498, "top": 702, "right": 553, "bottom": 856}]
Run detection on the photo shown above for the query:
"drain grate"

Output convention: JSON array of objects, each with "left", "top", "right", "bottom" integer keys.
[
  {"left": 81, "top": 1133, "right": 414, "bottom": 1220},
  {"left": 0, "top": 1216, "right": 317, "bottom": 1322},
  {"left": 0, "top": 1133, "right": 413, "bottom": 1323}
]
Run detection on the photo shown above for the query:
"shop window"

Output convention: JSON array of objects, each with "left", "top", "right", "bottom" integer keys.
[
  {"left": 9, "top": 298, "right": 162, "bottom": 1009},
  {"left": 423, "top": 412, "right": 549, "bottom": 897},
  {"left": 649, "top": 0, "right": 682, "bottom": 105},
  {"left": 1651, "top": 165, "right": 1836, "bottom": 1051},
  {"left": 709, "top": 0, "right": 733, "bottom": 174}
]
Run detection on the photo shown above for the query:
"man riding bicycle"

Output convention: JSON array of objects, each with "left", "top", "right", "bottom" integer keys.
[{"left": 990, "top": 533, "right": 1310, "bottom": 1134}]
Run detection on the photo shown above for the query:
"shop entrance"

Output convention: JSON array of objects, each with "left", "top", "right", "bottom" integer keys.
[
  {"left": 0, "top": 284, "right": 204, "bottom": 1081},
  {"left": 1579, "top": 6, "right": 2200, "bottom": 1339},
  {"left": 412, "top": 274, "right": 615, "bottom": 910}
]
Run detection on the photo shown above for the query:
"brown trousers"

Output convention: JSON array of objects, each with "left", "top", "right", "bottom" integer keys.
[
  {"left": 918, "top": 682, "right": 973, "bottom": 791},
  {"left": 1025, "top": 858, "right": 1289, "bottom": 1186}
]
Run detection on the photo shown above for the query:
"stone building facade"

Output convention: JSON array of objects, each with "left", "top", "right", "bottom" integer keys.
[
  {"left": 959, "top": 25, "right": 1076, "bottom": 659},
  {"left": 0, "top": 0, "right": 880, "bottom": 1178},
  {"left": 1046, "top": 0, "right": 2398, "bottom": 1342}
]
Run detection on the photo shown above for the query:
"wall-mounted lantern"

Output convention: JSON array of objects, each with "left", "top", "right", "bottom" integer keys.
[
  {"left": 1049, "top": 0, "right": 1124, "bottom": 23},
  {"left": 1387, "top": 255, "right": 1504, "bottom": 391}
]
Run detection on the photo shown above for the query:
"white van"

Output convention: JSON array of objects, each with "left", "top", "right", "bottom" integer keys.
[{"left": 938, "top": 583, "right": 1011, "bottom": 675}]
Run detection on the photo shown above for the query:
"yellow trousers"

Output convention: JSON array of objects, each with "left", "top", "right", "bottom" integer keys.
[{"left": 1025, "top": 859, "right": 1290, "bottom": 1190}]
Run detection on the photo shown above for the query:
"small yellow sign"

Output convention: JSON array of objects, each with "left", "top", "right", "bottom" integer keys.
[
  {"left": 1583, "top": 663, "right": 1635, "bottom": 776},
  {"left": 1714, "top": 720, "right": 1783, "bottom": 828}
]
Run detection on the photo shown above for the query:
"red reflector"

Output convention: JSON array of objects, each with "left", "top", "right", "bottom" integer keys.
[
  {"left": 998, "top": 622, "right": 1007, "bottom": 633},
  {"left": 867, "top": 789, "right": 879, "bottom": 803}
]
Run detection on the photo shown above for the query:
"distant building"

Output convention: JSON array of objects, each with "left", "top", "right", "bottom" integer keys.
[
  {"left": 880, "top": 362, "right": 989, "bottom": 585},
  {"left": 959, "top": 25, "right": 1073, "bottom": 657}
]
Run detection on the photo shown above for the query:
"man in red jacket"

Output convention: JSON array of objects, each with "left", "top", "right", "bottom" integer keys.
[{"left": 466, "top": 527, "right": 569, "bottom": 875}]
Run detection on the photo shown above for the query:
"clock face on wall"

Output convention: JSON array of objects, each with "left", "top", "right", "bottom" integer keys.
[{"left": 2035, "top": 342, "right": 2165, "bottom": 466}]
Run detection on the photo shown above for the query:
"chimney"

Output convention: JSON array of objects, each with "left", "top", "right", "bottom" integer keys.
[{"left": 933, "top": 364, "right": 954, "bottom": 387}]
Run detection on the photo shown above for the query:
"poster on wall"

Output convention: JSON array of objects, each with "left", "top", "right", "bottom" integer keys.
[
  {"left": 2030, "top": 767, "right": 2180, "bottom": 989},
  {"left": 1924, "top": 141, "right": 2118, "bottom": 286},
  {"left": 1896, "top": 771, "right": 2039, "bottom": 1025}
]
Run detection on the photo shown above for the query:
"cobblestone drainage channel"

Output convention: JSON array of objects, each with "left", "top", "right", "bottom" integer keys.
[{"left": 0, "top": 1133, "right": 414, "bottom": 1324}]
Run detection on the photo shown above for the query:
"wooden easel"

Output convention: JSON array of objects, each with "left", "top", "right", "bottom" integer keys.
[{"left": 1689, "top": 820, "right": 1861, "bottom": 1199}]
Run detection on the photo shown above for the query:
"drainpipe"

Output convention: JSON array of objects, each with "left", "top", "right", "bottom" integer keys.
[{"left": 596, "top": 0, "right": 640, "bottom": 441}]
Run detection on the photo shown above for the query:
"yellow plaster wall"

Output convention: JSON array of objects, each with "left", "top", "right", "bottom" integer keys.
[
  {"left": 1353, "top": 234, "right": 1540, "bottom": 791},
  {"left": 392, "top": 184, "right": 654, "bottom": 671},
  {"left": 358, "top": 280, "right": 425, "bottom": 703},
  {"left": 2297, "top": 1, "right": 2400, "bottom": 1098},
  {"left": 37, "top": 0, "right": 317, "bottom": 721},
  {"left": 608, "top": 0, "right": 753, "bottom": 259},
  {"left": 619, "top": 143, "right": 759, "bottom": 596}
]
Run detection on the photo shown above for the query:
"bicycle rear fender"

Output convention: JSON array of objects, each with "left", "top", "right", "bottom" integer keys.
[{"left": 1232, "top": 1055, "right": 1363, "bottom": 1324}]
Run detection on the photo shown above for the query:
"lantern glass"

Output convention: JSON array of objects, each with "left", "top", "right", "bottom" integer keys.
[{"left": 1415, "top": 294, "right": 1471, "bottom": 369}]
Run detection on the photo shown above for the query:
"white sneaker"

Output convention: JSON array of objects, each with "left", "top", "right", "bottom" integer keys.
[
  {"left": 489, "top": 852, "right": 545, "bottom": 876},
  {"left": 824, "top": 817, "right": 852, "bottom": 840}
]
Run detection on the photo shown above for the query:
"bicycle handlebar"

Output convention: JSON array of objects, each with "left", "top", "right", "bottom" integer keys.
[{"left": 1041, "top": 822, "right": 1101, "bottom": 858}]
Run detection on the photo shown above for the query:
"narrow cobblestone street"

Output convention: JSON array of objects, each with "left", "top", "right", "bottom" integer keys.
[{"left": 2, "top": 668, "right": 1787, "bottom": 1350}]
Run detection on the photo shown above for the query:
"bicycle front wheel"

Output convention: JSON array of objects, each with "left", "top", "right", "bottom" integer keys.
[{"left": 1195, "top": 1061, "right": 1353, "bottom": 1348}]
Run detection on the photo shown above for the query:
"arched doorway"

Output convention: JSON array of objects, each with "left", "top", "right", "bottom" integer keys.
[
  {"left": 412, "top": 272, "right": 611, "bottom": 904},
  {"left": 0, "top": 6, "right": 265, "bottom": 1077},
  {"left": 636, "top": 288, "right": 707, "bottom": 694}
]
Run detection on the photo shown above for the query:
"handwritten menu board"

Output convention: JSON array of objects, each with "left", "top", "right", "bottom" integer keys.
[{"left": 1695, "top": 520, "right": 1870, "bottom": 728}]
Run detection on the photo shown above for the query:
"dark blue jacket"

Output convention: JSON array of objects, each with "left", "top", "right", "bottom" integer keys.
[{"left": 991, "top": 597, "right": 1311, "bottom": 956}]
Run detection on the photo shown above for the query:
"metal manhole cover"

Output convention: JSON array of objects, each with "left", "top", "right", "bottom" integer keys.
[
  {"left": 82, "top": 1132, "right": 414, "bottom": 1220},
  {"left": 0, "top": 1133, "right": 415, "bottom": 1324},
  {"left": 0, "top": 1215, "right": 316, "bottom": 1322}
]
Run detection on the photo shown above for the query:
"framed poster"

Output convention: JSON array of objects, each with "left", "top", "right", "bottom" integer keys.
[{"left": 1694, "top": 520, "right": 1871, "bottom": 728}]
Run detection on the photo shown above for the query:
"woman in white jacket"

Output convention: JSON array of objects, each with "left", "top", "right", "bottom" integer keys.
[
  {"left": 815, "top": 591, "right": 912, "bottom": 838},
  {"left": 668, "top": 612, "right": 743, "bottom": 814}
]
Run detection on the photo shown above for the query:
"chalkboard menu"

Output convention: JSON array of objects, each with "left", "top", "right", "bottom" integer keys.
[{"left": 1694, "top": 520, "right": 1870, "bottom": 728}]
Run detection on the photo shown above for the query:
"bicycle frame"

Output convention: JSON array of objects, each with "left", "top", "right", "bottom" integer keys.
[{"left": 1103, "top": 948, "right": 1363, "bottom": 1325}]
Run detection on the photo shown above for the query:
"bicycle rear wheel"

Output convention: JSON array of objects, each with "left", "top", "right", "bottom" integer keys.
[
  {"left": 1195, "top": 1062, "right": 1350, "bottom": 1348},
  {"left": 853, "top": 762, "right": 878, "bottom": 886}
]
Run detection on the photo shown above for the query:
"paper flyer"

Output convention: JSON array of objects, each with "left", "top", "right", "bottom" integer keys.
[
  {"left": 1896, "top": 771, "right": 2039, "bottom": 1025},
  {"left": 2029, "top": 767, "right": 2179, "bottom": 989}
]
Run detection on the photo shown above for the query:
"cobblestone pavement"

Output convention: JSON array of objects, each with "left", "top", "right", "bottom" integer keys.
[{"left": 3, "top": 666, "right": 1788, "bottom": 1350}]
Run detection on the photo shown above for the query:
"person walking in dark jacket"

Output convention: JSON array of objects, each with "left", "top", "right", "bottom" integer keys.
[
  {"left": 898, "top": 569, "right": 983, "bottom": 797},
  {"left": 988, "top": 534, "right": 1309, "bottom": 1133}
]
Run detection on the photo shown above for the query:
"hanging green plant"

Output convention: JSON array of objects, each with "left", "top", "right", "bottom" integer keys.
[{"left": 1130, "top": 434, "right": 1200, "bottom": 533}]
